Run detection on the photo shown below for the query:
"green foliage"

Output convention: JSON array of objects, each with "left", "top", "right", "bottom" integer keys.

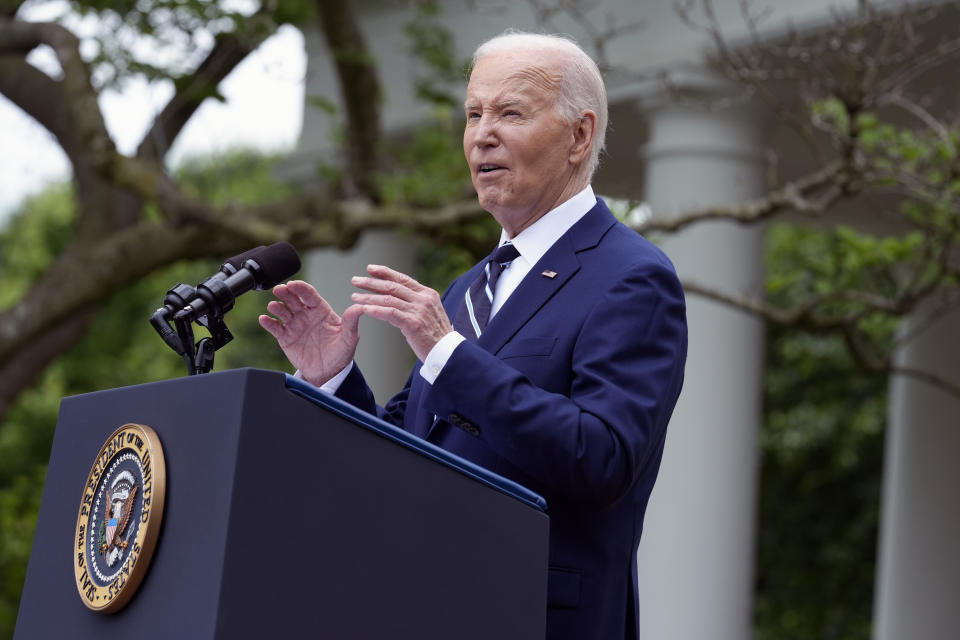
[
  {"left": 755, "top": 324, "right": 885, "bottom": 640},
  {"left": 378, "top": 107, "right": 472, "bottom": 208},
  {"left": 766, "top": 224, "right": 925, "bottom": 302},
  {"left": 174, "top": 148, "right": 295, "bottom": 204},
  {"left": 765, "top": 222, "right": 916, "bottom": 362},
  {"left": 0, "top": 184, "right": 75, "bottom": 310},
  {"left": 376, "top": 2, "right": 473, "bottom": 212},
  {"left": 756, "top": 222, "right": 889, "bottom": 640},
  {"left": 857, "top": 110, "right": 959, "bottom": 179},
  {"left": 55, "top": 0, "right": 314, "bottom": 90},
  {"left": 812, "top": 97, "right": 851, "bottom": 136},
  {"left": 68, "top": 0, "right": 250, "bottom": 87},
  {"left": 730, "top": 79, "right": 959, "bottom": 640},
  {"left": 403, "top": 0, "right": 470, "bottom": 107},
  {"left": 0, "top": 466, "right": 44, "bottom": 634},
  {"left": 0, "top": 150, "right": 294, "bottom": 637}
]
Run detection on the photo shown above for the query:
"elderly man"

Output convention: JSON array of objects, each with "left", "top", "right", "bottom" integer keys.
[{"left": 260, "top": 31, "right": 687, "bottom": 640}]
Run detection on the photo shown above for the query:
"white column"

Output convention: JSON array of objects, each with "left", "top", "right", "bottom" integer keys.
[
  {"left": 874, "top": 306, "right": 960, "bottom": 640},
  {"left": 636, "top": 84, "right": 767, "bottom": 639}
]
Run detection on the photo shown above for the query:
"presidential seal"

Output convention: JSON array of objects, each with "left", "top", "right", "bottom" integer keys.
[{"left": 74, "top": 423, "right": 166, "bottom": 613}]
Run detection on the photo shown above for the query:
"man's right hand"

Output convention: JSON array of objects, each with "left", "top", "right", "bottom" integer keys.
[{"left": 258, "top": 280, "right": 362, "bottom": 387}]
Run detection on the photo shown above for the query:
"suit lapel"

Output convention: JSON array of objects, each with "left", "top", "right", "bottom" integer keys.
[
  {"left": 422, "top": 199, "right": 617, "bottom": 441},
  {"left": 478, "top": 199, "right": 617, "bottom": 356},
  {"left": 477, "top": 236, "right": 579, "bottom": 354}
]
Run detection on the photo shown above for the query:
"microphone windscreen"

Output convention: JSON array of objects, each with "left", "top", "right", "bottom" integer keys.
[
  {"left": 252, "top": 242, "right": 302, "bottom": 288},
  {"left": 224, "top": 245, "right": 266, "bottom": 271}
]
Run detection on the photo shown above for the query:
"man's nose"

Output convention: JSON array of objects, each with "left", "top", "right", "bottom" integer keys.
[{"left": 473, "top": 116, "right": 499, "bottom": 147}]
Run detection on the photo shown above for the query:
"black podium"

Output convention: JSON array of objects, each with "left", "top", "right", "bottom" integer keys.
[{"left": 15, "top": 368, "right": 549, "bottom": 639}]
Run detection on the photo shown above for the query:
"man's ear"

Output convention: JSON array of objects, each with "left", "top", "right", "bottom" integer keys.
[{"left": 569, "top": 110, "right": 597, "bottom": 164}]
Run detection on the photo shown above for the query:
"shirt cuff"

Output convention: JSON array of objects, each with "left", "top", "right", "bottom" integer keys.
[
  {"left": 419, "top": 332, "right": 466, "bottom": 384},
  {"left": 295, "top": 361, "right": 355, "bottom": 394}
]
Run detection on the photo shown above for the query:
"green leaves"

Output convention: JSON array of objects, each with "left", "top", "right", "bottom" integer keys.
[
  {"left": 754, "top": 96, "right": 960, "bottom": 638},
  {"left": 403, "top": 0, "right": 469, "bottom": 108},
  {"left": 766, "top": 222, "right": 911, "bottom": 366},
  {"left": 0, "top": 466, "right": 45, "bottom": 634},
  {"left": 757, "top": 322, "right": 884, "bottom": 640},
  {"left": 377, "top": 107, "right": 471, "bottom": 208},
  {"left": 811, "top": 97, "right": 851, "bottom": 135},
  {"left": 63, "top": 0, "right": 271, "bottom": 88},
  {"left": 174, "top": 148, "right": 294, "bottom": 204}
]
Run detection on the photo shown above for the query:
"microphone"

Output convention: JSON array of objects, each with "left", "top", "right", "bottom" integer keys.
[{"left": 174, "top": 241, "right": 301, "bottom": 323}]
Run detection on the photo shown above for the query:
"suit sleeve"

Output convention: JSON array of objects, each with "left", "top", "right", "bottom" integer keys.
[
  {"left": 332, "top": 280, "right": 466, "bottom": 428},
  {"left": 334, "top": 364, "right": 413, "bottom": 428},
  {"left": 422, "top": 259, "right": 687, "bottom": 508}
]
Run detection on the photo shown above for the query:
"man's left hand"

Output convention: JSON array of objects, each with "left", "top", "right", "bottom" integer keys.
[{"left": 351, "top": 264, "right": 454, "bottom": 361}]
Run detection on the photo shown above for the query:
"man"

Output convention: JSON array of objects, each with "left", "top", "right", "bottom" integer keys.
[{"left": 260, "top": 31, "right": 687, "bottom": 640}]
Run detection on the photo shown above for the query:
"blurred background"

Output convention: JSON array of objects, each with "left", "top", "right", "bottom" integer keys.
[{"left": 1, "top": 0, "right": 958, "bottom": 638}]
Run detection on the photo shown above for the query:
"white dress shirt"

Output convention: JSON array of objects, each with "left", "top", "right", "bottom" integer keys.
[{"left": 419, "top": 185, "right": 596, "bottom": 383}]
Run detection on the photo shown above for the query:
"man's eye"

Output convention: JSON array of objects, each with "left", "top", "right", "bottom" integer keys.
[
  {"left": 504, "top": 110, "right": 520, "bottom": 117},
  {"left": 467, "top": 111, "right": 481, "bottom": 119}
]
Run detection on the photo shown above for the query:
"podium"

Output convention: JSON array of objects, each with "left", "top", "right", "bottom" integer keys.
[{"left": 15, "top": 368, "right": 549, "bottom": 639}]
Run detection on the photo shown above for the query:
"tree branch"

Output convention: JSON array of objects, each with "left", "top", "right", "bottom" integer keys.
[
  {"left": 316, "top": 0, "right": 381, "bottom": 198},
  {"left": 0, "top": 14, "right": 49, "bottom": 52},
  {"left": 0, "top": 310, "right": 96, "bottom": 421},
  {"left": 636, "top": 160, "right": 852, "bottom": 234},
  {"left": 0, "top": 182, "right": 486, "bottom": 370},
  {"left": 136, "top": 13, "right": 277, "bottom": 162},
  {"left": 4, "top": 0, "right": 960, "bottom": 422},
  {"left": 889, "top": 365, "right": 960, "bottom": 399},
  {"left": 0, "top": 18, "right": 110, "bottom": 167},
  {"left": 0, "top": 56, "right": 70, "bottom": 145}
]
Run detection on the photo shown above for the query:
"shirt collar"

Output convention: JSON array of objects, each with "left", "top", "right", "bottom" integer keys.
[{"left": 498, "top": 185, "right": 596, "bottom": 266}]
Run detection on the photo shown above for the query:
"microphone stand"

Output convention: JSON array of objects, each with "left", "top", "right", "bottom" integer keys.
[
  {"left": 150, "top": 284, "right": 235, "bottom": 376},
  {"left": 188, "top": 312, "right": 233, "bottom": 375}
]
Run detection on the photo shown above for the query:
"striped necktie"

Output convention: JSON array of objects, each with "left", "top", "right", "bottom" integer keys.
[{"left": 453, "top": 243, "right": 521, "bottom": 341}]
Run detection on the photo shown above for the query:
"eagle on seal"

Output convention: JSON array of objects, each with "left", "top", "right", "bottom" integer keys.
[{"left": 102, "top": 482, "right": 138, "bottom": 555}]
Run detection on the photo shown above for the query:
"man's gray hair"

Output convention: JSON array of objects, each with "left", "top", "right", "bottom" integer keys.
[{"left": 472, "top": 31, "right": 608, "bottom": 179}]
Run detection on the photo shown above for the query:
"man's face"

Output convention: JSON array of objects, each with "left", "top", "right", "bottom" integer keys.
[{"left": 463, "top": 51, "right": 583, "bottom": 236}]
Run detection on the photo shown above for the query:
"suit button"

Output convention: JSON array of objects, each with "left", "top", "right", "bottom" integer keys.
[{"left": 447, "top": 413, "right": 480, "bottom": 436}]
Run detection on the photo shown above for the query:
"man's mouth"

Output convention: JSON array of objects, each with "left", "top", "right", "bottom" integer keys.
[{"left": 478, "top": 164, "right": 505, "bottom": 174}]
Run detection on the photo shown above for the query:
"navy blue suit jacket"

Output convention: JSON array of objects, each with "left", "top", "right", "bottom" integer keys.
[{"left": 336, "top": 198, "right": 687, "bottom": 639}]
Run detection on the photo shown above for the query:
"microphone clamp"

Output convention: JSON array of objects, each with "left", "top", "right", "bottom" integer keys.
[{"left": 150, "top": 242, "right": 301, "bottom": 376}]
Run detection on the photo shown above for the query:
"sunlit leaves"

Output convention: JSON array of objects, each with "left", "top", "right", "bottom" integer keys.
[
  {"left": 56, "top": 0, "right": 313, "bottom": 89},
  {"left": 66, "top": 0, "right": 250, "bottom": 86}
]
